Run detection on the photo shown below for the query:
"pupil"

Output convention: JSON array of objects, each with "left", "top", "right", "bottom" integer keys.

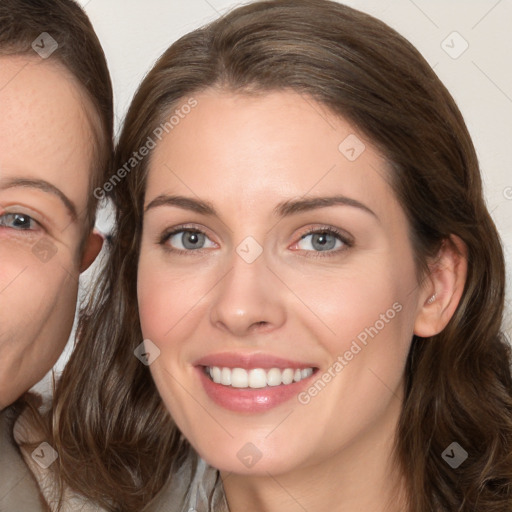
[
  {"left": 312, "top": 232, "right": 335, "bottom": 251},
  {"left": 13, "top": 214, "right": 30, "bottom": 228},
  {"left": 183, "top": 231, "right": 204, "bottom": 250}
]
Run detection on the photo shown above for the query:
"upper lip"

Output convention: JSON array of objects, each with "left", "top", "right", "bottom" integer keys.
[{"left": 194, "top": 352, "right": 317, "bottom": 370}]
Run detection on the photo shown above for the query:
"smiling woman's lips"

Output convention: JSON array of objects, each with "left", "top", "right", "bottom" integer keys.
[
  {"left": 194, "top": 352, "right": 317, "bottom": 370},
  {"left": 196, "top": 364, "right": 317, "bottom": 412}
]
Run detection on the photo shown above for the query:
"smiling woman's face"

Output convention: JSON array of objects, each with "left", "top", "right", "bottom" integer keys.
[
  {"left": 0, "top": 56, "right": 96, "bottom": 408},
  {"left": 138, "top": 90, "right": 426, "bottom": 477}
]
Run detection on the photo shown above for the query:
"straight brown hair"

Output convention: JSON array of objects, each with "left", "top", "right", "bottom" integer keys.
[{"left": 43, "top": 1, "right": 511, "bottom": 510}]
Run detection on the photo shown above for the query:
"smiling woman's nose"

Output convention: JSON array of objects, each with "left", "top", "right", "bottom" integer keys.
[{"left": 209, "top": 260, "right": 286, "bottom": 337}]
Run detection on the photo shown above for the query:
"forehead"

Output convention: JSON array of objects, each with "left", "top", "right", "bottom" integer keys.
[
  {"left": 146, "top": 90, "right": 400, "bottom": 223},
  {"left": 0, "top": 55, "right": 95, "bottom": 209}
]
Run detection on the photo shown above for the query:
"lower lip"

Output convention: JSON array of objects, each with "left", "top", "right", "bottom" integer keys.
[{"left": 197, "top": 367, "right": 315, "bottom": 413}]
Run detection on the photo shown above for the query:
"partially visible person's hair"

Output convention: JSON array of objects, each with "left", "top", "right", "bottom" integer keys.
[
  {"left": 0, "top": 0, "right": 114, "bottom": 233},
  {"left": 41, "top": 1, "right": 511, "bottom": 511}
]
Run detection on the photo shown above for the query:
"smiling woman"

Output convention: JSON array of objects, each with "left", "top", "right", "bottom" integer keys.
[{"left": 26, "top": 0, "right": 512, "bottom": 511}]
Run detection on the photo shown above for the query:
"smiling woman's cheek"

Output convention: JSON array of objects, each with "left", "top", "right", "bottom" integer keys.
[{"left": 137, "top": 247, "right": 221, "bottom": 341}]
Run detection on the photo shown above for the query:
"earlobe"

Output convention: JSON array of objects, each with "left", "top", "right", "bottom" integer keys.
[
  {"left": 413, "top": 235, "right": 468, "bottom": 338},
  {"left": 80, "top": 229, "right": 104, "bottom": 272}
]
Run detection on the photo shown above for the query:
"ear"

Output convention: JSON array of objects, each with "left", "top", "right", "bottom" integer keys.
[
  {"left": 414, "top": 235, "right": 468, "bottom": 337},
  {"left": 80, "top": 229, "right": 104, "bottom": 272}
]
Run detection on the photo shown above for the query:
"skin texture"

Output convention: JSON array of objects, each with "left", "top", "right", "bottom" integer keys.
[
  {"left": 138, "top": 90, "right": 467, "bottom": 512},
  {"left": 0, "top": 56, "right": 102, "bottom": 409}
]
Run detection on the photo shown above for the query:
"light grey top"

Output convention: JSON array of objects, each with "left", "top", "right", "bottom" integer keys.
[
  {"left": 0, "top": 407, "right": 46, "bottom": 511},
  {"left": 145, "top": 451, "right": 229, "bottom": 512},
  {"left": 14, "top": 408, "right": 229, "bottom": 511}
]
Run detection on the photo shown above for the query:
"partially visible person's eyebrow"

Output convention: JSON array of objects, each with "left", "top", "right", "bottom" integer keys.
[
  {"left": 0, "top": 178, "right": 78, "bottom": 221},
  {"left": 144, "top": 194, "right": 378, "bottom": 221}
]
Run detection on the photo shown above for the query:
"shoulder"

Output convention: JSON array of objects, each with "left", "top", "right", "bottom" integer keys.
[
  {"left": 12, "top": 405, "right": 105, "bottom": 512},
  {"left": 0, "top": 406, "right": 47, "bottom": 511}
]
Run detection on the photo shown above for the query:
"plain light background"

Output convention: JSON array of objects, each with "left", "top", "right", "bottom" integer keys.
[{"left": 35, "top": 0, "right": 512, "bottom": 395}]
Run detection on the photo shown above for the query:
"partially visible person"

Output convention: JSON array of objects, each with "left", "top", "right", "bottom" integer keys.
[{"left": 0, "top": 0, "right": 113, "bottom": 509}]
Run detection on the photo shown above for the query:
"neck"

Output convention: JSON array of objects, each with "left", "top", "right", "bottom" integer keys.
[{"left": 221, "top": 396, "right": 407, "bottom": 512}]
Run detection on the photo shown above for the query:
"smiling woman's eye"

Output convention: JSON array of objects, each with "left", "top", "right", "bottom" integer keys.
[
  {"left": 162, "top": 229, "right": 216, "bottom": 252},
  {"left": 292, "top": 228, "right": 352, "bottom": 253},
  {"left": 0, "top": 212, "right": 39, "bottom": 231}
]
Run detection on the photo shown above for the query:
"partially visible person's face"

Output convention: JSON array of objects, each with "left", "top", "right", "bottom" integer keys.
[
  {"left": 138, "top": 90, "right": 427, "bottom": 477},
  {"left": 0, "top": 56, "right": 101, "bottom": 409}
]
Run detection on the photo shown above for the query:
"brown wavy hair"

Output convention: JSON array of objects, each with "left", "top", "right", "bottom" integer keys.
[{"left": 43, "top": 1, "right": 511, "bottom": 510}]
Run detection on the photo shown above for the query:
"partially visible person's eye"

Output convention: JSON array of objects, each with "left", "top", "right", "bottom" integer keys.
[
  {"left": 0, "top": 212, "right": 40, "bottom": 231},
  {"left": 160, "top": 226, "right": 217, "bottom": 253},
  {"left": 290, "top": 226, "right": 353, "bottom": 255}
]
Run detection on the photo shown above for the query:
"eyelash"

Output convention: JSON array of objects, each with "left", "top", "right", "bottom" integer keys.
[
  {"left": 158, "top": 224, "right": 214, "bottom": 255},
  {"left": 293, "top": 226, "right": 354, "bottom": 258},
  {"left": 158, "top": 224, "right": 353, "bottom": 257},
  {"left": 0, "top": 211, "right": 42, "bottom": 233}
]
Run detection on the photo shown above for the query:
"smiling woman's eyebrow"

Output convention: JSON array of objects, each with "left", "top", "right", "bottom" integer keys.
[
  {"left": 0, "top": 177, "right": 78, "bottom": 221},
  {"left": 275, "top": 195, "right": 378, "bottom": 220},
  {"left": 145, "top": 195, "right": 216, "bottom": 215},
  {"left": 144, "top": 193, "right": 378, "bottom": 221}
]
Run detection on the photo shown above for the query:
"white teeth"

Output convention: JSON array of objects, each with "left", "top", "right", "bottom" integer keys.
[
  {"left": 281, "top": 368, "right": 294, "bottom": 385},
  {"left": 301, "top": 368, "right": 313, "bottom": 379},
  {"left": 212, "top": 366, "right": 221, "bottom": 383},
  {"left": 266, "top": 368, "right": 282, "bottom": 387},
  {"left": 248, "top": 369, "right": 267, "bottom": 388},
  {"left": 221, "top": 367, "right": 231, "bottom": 386},
  {"left": 231, "top": 368, "right": 248, "bottom": 388},
  {"left": 206, "top": 366, "right": 315, "bottom": 388}
]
